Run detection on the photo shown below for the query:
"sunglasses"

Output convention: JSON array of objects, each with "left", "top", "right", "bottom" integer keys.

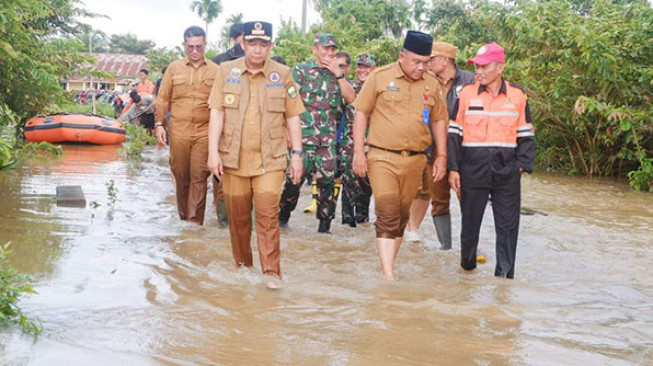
[{"left": 185, "top": 44, "right": 205, "bottom": 51}]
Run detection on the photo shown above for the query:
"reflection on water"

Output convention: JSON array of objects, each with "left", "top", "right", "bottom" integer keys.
[{"left": 0, "top": 145, "right": 651, "bottom": 365}]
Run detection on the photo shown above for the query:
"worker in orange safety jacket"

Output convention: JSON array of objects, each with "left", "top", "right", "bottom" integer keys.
[{"left": 447, "top": 42, "right": 535, "bottom": 279}]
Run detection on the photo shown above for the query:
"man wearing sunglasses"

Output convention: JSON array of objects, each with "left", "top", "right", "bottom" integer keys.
[{"left": 154, "top": 26, "right": 219, "bottom": 225}]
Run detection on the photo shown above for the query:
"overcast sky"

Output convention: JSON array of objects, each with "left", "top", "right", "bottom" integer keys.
[{"left": 81, "top": 0, "right": 321, "bottom": 49}]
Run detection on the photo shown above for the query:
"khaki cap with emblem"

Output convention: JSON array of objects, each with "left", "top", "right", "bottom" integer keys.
[
  {"left": 313, "top": 33, "right": 338, "bottom": 48},
  {"left": 431, "top": 42, "right": 457, "bottom": 59}
]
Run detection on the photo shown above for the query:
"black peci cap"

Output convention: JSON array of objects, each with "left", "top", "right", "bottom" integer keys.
[{"left": 403, "top": 30, "right": 433, "bottom": 57}]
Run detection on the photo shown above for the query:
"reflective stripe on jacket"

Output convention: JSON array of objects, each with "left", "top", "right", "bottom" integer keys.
[{"left": 448, "top": 80, "right": 535, "bottom": 187}]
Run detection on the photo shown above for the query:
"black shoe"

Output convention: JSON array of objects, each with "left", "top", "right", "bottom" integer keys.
[
  {"left": 318, "top": 219, "right": 331, "bottom": 233},
  {"left": 355, "top": 216, "right": 369, "bottom": 224},
  {"left": 342, "top": 219, "right": 356, "bottom": 228}
]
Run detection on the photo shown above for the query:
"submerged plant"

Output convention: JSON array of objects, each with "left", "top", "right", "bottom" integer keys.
[
  {"left": 17, "top": 141, "right": 64, "bottom": 160},
  {"left": 121, "top": 124, "right": 156, "bottom": 160},
  {"left": 106, "top": 179, "right": 118, "bottom": 206},
  {"left": 0, "top": 242, "right": 42, "bottom": 336}
]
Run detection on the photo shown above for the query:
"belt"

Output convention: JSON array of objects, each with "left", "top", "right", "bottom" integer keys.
[{"left": 369, "top": 145, "right": 425, "bottom": 157}]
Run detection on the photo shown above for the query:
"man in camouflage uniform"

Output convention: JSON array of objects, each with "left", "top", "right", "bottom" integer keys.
[
  {"left": 340, "top": 54, "right": 377, "bottom": 227},
  {"left": 279, "top": 33, "right": 355, "bottom": 233}
]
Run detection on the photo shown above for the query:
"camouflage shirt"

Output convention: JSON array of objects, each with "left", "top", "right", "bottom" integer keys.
[{"left": 292, "top": 59, "right": 344, "bottom": 147}]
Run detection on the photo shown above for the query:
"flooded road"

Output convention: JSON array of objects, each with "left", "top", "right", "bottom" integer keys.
[{"left": 0, "top": 145, "right": 651, "bottom": 365}]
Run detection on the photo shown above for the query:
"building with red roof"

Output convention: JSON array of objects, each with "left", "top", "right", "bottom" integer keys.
[{"left": 65, "top": 53, "right": 148, "bottom": 91}]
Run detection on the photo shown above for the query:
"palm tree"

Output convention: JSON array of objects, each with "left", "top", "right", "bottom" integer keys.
[{"left": 190, "top": 0, "right": 222, "bottom": 39}]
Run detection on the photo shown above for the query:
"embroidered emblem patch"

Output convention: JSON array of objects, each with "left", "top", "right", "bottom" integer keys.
[
  {"left": 269, "top": 72, "right": 280, "bottom": 82},
  {"left": 224, "top": 94, "right": 235, "bottom": 105},
  {"left": 477, "top": 46, "right": 487, "bottom": 55},
  {"left": 288, "top": 86, "right": 297, "bottom": 99},
  {"left": 387, "top": 81, "right": 399, "bottom": 92},
  {"left": 230, "top": 68, "right": 241, "bottom": 78}
]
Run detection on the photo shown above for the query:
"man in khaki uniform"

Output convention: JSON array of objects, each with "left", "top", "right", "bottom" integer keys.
[
  {"left": 207, "top": 21, "right": 304, "bottom": 289},
  {"left": 155, "top": 26, "right": 219, "bottom": 225},
  {"left": 405, "top": 42, "right": 475, "bottom": 249},
  {"left": 352, "top": 31, "right": 448, "bottom": 281}
]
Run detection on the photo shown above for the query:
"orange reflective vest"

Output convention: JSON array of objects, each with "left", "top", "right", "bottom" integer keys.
[{"left": 448, "top": 80, "right": 535, "bottom": 187}]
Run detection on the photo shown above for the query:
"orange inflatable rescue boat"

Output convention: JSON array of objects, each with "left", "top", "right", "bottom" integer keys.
[{"left": 24, "top": 113, "right": 126, "bottom": 145}]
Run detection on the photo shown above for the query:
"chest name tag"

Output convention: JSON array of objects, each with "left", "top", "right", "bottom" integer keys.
[{"left": 469, "top": 99, "right": 484, "bottom": 111}]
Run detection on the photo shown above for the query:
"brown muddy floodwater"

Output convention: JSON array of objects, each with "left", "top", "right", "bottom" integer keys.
[{"left": 0, "top": 145, "right": 651, "bottom": 365}]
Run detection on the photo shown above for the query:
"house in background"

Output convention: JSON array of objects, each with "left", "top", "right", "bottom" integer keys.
[{"left": 64, "top": 53, "right": 148, "bottom": 91}]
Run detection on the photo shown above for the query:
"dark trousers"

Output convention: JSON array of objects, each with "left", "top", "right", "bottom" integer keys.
[
  {"left": 460, "top": 174, "right": 521, "bottom": 278},
  {"left": 279, "top": 146, "right": 336, "bottom": 222}
]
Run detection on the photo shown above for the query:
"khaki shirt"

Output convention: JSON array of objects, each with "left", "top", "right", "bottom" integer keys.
[
  {"left": 353, "top": 62, "right": 447, "bottom": 152},
  {"left": 208, "top": 57, "right": 305, "bottom": 176},
  {"left": 155, "top": 57, "right": 220, "bottom": 136}
]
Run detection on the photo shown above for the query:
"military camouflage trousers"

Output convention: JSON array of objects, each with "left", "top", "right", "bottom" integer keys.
[
  {"left": 280, "top": 145, "right": 336, "bottom": 222},
  {"left": 340, "top": 156, "right": 372, "bottom": 225}
]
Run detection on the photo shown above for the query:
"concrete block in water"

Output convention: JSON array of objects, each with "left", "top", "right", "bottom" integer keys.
[{"left": 56, "top": 185, "right": 86, "bottom": 208}]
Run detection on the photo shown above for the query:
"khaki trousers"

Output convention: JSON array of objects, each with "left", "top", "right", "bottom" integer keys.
[
  {"left": 169, "top": 133, "right": 210, "bottom": 225},
  {"left": 222, "top": 171, "right": 285, "bottom": 277},
  {"left": 367, "top": 147, "right": 427, "bottom": 239},
  {"left": 415, "top": 164, "right": 451, "bottom": 216}
]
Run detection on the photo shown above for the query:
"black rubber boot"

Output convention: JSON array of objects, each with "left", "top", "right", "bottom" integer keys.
[
  {"left": 279, "top": 209, "right": 290, "bottom": 228},
  {"left": 318, "top": 219, "right": 331, "bottom": 234},
  {"left": 432, "top": 214, "right": 452, "bottom": 250}
]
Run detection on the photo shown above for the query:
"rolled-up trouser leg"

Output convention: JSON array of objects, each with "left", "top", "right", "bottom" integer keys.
[
  {"left": 430, "top": 167, "right": 451, "bottom": 217},
  {"left": 367, "top": 148, "right": 426, "bottom": 239},
  {"left": 222, "top": 173, "right": 254, "bottom": 268},
  {"left": 187, "top": 135, "right": 210, "bottom": 225},
  {"left": 460, "top": 185, "right": 490, "bottom": 271},
  {"left": 252, "top": 171, "right": 285, "bottom": 277},
  {"left": 490, "top": 173, "right": 521, "bottom": 279}
]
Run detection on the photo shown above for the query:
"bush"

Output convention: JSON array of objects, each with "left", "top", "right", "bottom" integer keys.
[{"left": 0, "top": 243, "right": 42, "bottom": 335}]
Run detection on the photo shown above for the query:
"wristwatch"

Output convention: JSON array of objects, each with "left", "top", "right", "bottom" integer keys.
[
  {"left": 336, "top": 72, "right": 345, "bottom": 80},
  {"left": 154, "top": 122, "right": 164, "bottom": 128},
  {"left": 290, "top": 149, "right": 303, "bottom": 156}
]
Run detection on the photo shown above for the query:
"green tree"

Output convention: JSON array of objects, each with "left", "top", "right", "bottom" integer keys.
[
  {"left": 218, "top": 12, "right": 244, "bottom": 51},
  {"left": 190, "top": 0, "right": 223, "bottom": 39},
  {"left": 0, "top": 0, "right": 91, "bottom": 125},
  {"left": 108, "top": 33, "right": 156, "bottom": 55},
  {"left": 506, "top": 0, "right": 652, "bottom": 187},
  {"left": 146, "top": 47, "right": 182, "bottom": 77}
]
